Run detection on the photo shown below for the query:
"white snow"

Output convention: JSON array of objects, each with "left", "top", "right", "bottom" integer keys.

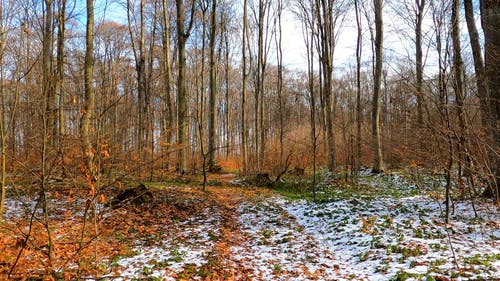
[
  {"left": 4, "top": 173, "right": 497, "bottom": 280},
  {"left": 107, "top": 206, "right": 222, "bottom": 280},
  {"left": 276, "top": 193, "right": 499, "bottom": 280}
]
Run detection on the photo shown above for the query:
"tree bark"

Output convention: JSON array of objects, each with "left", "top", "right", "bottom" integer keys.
[
  {"left": 161, "top": 0, "right": 174, "bottom": 170},
  {"left": 464, "top": 0, "right": 489, "bottom": 128},
  {"left": 256, "top": 0, "right": 265, "bottom": 171},
  {"left": 415, "top": 0, "right": 425, "bottom": 126},
  {"left": 372, "top": 0, "right": 385, "bottom": 173},
  {"left": 315, "top": 0, "right": 337, "bottom": 172},
  {"left": 481, "top": 0, "right": 500, "bottom": 199},
  {"left": 276, "top": 0, "right": 284, "bottom": 170},
  {"left": 56, "top": 0, "right": 66, "bottom": 153},
  {"left": 452, "top": 0, "right": 470, "bottom": 185},
  {"left": 208, "top": 0, "right": 217, "bottom": 169},
  {"left": 43, "top": 0, "right": 56, "bottom": 147},
  {"left": 355, "top": 0, "right": 362, "bottom": 173},
  {"left": 82, "top": 0, "right": 95, "bottom": 179},
  {"left": 176, "top": 0, "right": 190, "bottom": 174},
  {"left": 241, "top": 0, "right": 248, "bottom": 173}
]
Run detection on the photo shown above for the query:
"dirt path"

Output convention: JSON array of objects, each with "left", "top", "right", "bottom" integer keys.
[{"left": 203, "top": 186, "right": 338, "bottom": 280}]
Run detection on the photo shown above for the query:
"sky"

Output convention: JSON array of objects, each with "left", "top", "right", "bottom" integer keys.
[
  {"left": 280, "top": 0, "right": 483, "bottom": 77},
  {"left": 87, "top": 0, "right": 482, "bottom": 77}
]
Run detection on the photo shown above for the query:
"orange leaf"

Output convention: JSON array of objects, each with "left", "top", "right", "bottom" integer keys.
[{"left": 101, "top": 150, "right": 110, "bottom": 158}]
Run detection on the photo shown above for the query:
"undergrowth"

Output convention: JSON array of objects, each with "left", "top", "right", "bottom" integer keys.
[{"left": 272, "top": 169, "right": 433, "bottom": 203}]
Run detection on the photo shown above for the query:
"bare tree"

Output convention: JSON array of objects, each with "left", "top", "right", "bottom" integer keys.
[
  {"left": 415, "top": 0, "right": 426, "bottom": 126},
  {"left": 252, "top": 0, "right": 273, "bottom": 171},
  {"left": 464, "top": 0, "right": 488, "bottom": 129},
  {"left": 481, "top": 0, "right": 500, "bottom": 199},
  {"left": 0, "top": 0, "right": 19, "bottom": 219},
  {"left": 241, "top": 0, "right": 248, "bottom": 172},
  {"left": 208, "top": 0, "right": 217, "bottom": 170},
  {"left": 451, "top": 0, "right": 471, "bottom": 191},
  {"left": 355, "top": 0, "right": 362, "bottom": 173},
  {"left": 275, "top": 0, "right": 284, "bottom": 170},
  {"left": 56, "top": 0, "right": 67, "bottom": 153},
  {"left": 127, "top": 0, "right": 150, "bottom": 167},
  {"left": 372, "top": 0, "right": 384, "bottom": 173},
  {"left": 176, "top": 0, "right": 196, "bottom": 174},
  {"left": 161, "top": 0, "right": 174, "bottom": 170},
  {"left": 82, "top": 0, "right": 95, "bottom": 183},
  {"left": 313, "top": 0, "right": 346, "bottom": 172},
  {"left": 43, "top": 0, "right": 56, "bottom": 147}
]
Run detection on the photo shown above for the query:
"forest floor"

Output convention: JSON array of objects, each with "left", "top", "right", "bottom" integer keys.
[{"left": 0, "top": 171, "right": 499, "bottom": 280}]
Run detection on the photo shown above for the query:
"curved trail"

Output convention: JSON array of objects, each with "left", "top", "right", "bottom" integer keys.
[{"left": 204, "top": 186, "right": 338, "bottom": 280}]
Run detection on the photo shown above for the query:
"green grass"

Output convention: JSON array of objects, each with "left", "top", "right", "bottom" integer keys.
[{"left": 270, "top": 169, "right": 453, "bottom": 206}]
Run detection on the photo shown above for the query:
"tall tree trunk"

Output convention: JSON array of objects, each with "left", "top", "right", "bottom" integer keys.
[
  {"left": 452, "top": 0, "right": 470, "bottom": 187},
  {"left": 415, "top": 0, "right": 425, "bottom": 126},
  {"left": 355, "top": 0, "right": 362, "bottom": 173},
  {"left": 464, "top": 0, "right": 489, "bottom": 128},
  {"left": 208, "top": 0, "right": 217, "bottom": 170},
  {"left": 139, "top": 0, "right": 147, "bottom": 164},
  {"left": 241, "top": 0, "right": 248, "bottom": 172},
  {"left": 224, "top": 20, "right": 230, "bottom": 160},
  {"left": 315, "top": 0, "right": 336, "bottom": 172},
  {"left": 56, "top": 0, "right": 66, "bottom": 154},
  {"left": 256, "top": 0, "right": 265, "bottom": 171},
  {"left": 372, "top": 0, "right": 385, "bottom": 173},
  {"left": 43, "top": 0, "right": 55, "bottom": 147},
  {"left": 82, "top": 0, "right": 95, "bottom": 177},
  {"left": 176, "top": 0, "right": 187, "bottom": 174},
  {"left": 161, "top": 0, "right": 174, "bottom": 170},
  {"left": 147, "top": 8, "right": 157, "bottom": 181},
  {"left": 276, "top": 0, "right": 284, "bottom": 169},
  {"left": 176, "top": 0, "right": 195, "bottom": 174},
  {"left": 0, "top": 28, "right": 6, "bottom": 219},
  {"left": 481, "top": 0, "right": 500, "bottom": 199}
]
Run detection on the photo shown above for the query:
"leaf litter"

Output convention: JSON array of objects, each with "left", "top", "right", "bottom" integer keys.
[{"left": 1, "top": 173, "right": 499, "bottom": 280}]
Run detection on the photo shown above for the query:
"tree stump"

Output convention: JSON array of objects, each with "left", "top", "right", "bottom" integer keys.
[
  {"left": 111, "top": 183, "right": 153, "bottom": 208},
  {"left": 253, "top": 173, "right": 273, "bottom": 187}
]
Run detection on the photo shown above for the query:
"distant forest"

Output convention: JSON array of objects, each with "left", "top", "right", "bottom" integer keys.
[{"left": 0, "top": 0, "right": 499, "bottom": 210}]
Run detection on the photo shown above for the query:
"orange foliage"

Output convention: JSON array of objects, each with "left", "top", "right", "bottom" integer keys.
[{"left": 217, "top": 157, "right": 240, "bottom": 171}]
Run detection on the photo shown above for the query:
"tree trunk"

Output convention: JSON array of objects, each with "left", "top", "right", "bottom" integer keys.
[
  {"left": 464, "top": 0, "right": 489, "bottom": 128},
  {"left": 256, "top": 0, "right": 265, "bottom": 172},
  {"left": 43, "top": 0, "right": 55, "bottom": 147},
  {"left": 481, "top": 0, "right": 500, "bottom": 199},
  {"left": 139, "top": 0, "right": 147, "bottom": 164},
  {"left": 176, "top": 0, "right": 189, "bottom": 174},
  {"left": 276, "top": 0, "right": 284, "bottom": 170},
  {"left": 452, "top": 0, "right": 470, "bottom": 189},
  {"left": 415, "top": 0, "right": 425, "bottom": 126},
  {"left": 56, "top": 0, "right": 66, "bottom": 154},
  {"left": 82, "top": 0, "right": 95, "bottom": 177},
  {"left": 355, "top": 0, "right": 362, "bottom": 173},
  {"left": 315, "top": 0, "right": 337, "bottom": 172},
  {"left": 161, "top": 0, "right": 174, "bottom": 171},
  {"left": 224, "top": 21, "right": 230, "bottom": 160},
  {"left": 241, "top": 0, "right": 248, "bottom": 173},
  {"left": 208, "top": 0, "right": 217, "bottom": 169},
  {"left": 372, "top": 0, "right": 385, "bottom": 173},
  {"left": 0, "top": 30, "right": 6, "bottom": 219}
]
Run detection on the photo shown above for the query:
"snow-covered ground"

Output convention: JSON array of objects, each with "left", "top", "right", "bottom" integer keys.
[
  {"left": 98, "top": 180, "right": 500, "bottom": 280},
  {"left": 3, "top": 175, "right": 497, "bottom": 280},
  {"left": 230, "top": 199, "right": 337, "bottom": 280},
  {"left": 277, "top": 195, "right": 499, "bottom": 280},
  {"left": 107, "top": 206, "right": 222, "bottom": 280}
]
